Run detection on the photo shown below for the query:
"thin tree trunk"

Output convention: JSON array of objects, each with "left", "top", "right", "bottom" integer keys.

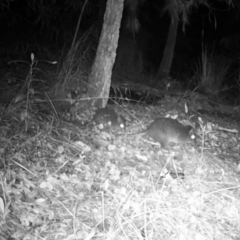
[
  {"left": 88, "top": 0, "right": 124, "bottom": 107},
  {"left": 156, "top": 15, "right": 179, "bottom": 83}
]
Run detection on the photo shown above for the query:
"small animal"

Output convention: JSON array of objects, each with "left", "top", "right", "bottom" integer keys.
[
  {"left": 121, "top": 118, "right": 194, "bottom": 148},
  {"left": 83, "top": 108, "right": 125, "bottom": 129}
]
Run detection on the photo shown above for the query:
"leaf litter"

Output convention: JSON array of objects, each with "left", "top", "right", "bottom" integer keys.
[{"left": 0, "top": 108, "right": 240, "bottom": 240}]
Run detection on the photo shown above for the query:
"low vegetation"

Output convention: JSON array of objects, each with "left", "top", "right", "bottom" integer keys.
[{"left": 0, "top": 42, "right": 240, "bottom": 240}]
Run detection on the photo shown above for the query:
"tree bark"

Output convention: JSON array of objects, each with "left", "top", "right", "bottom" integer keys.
[
  {"left": 88, "top": 0, "right": 124, "bottom": 108},
  {"left": 156, "top": 15, "right": 179, "bottom": 84}
]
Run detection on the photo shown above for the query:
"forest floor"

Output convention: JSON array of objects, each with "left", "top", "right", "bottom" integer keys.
[{"left": 1, "top": 93, "right": 240, "bottom": 240}]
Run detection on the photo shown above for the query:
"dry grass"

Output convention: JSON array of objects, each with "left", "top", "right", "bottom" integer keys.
[
  {"left": 0, "top": 42, "right": 239, "bottom": 240},
  {"left": 195, "top": 48, "right": 230, "bottom": 96},
  {"left": 0, "top": 104, "right": 240, "bottom": 240}
]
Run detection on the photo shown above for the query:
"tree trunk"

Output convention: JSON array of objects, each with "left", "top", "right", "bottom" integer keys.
[
  {"left": 156, "top": 15, "right": 179, "bottom": 84},
  {"left": 88, "top": 0, "right": 124, "bottom": 108}
]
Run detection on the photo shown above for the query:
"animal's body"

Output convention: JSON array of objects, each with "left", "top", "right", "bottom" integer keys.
[
  {"left": 82, "top": 108, "right": 125, "bottom": 129},
  {"left": 121, "top": 118, "right": 194, "bottom": 148}
]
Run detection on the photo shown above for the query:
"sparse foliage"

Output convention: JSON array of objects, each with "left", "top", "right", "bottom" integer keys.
[
  {"left": 195, "top": 49, "right": 230, "bottom": 96},
  {"left": 2, "top": 54, "right": 57, "bottom": 130}
]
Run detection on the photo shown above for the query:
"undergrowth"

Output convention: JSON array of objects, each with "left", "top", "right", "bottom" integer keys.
[
  {"left": 0, "top": 42, "right": 240, "bottom": 240},
  {"left": 0, "top": 100, "right": 240, "bottom": 240},
  {"left": 195, "top": 48, "right": 230, "bottom": 96}
]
